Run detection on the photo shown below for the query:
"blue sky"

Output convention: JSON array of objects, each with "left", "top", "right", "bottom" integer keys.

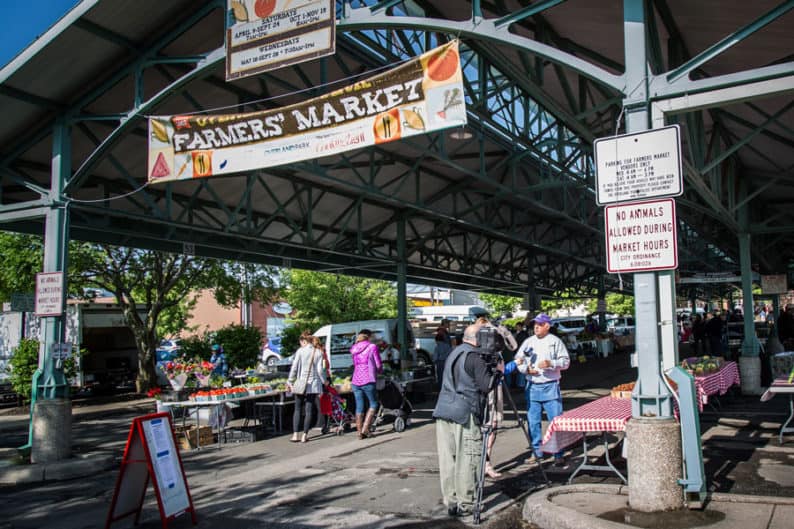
[{"left": 0, "top": 0, "right": 79, "bottom": 68}]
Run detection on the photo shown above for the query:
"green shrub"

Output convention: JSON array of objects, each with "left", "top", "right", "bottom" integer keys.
[
  {"left": 213, "top": 324, "right": 262, "bottom": 370},
  {"left": 7, "top": 338, "right": 39, "bottom": 403},
  {"left": 179, "top": 334, "right": 213, "bottom": 361}
]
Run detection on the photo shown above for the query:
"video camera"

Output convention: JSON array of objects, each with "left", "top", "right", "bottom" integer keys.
[{"left": 475, "top": 323, "right": 518, "bottom": 368}]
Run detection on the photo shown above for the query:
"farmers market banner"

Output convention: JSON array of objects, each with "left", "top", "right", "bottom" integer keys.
[{"left": 147, "top": 41, "right": 467, "bottom": 183}]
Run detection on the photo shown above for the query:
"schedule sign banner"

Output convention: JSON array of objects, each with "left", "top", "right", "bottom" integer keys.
[
  {"left": 148, "top": 41, "right": 466, "bottom": 183},
  {"left": 605, "top": 198, "right": 678, "bottom": 273},
  {"left": 226, "top": 0, "right": 336, "bottom": 81}
]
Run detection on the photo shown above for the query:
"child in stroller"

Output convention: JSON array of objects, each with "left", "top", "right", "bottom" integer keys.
[
  {"left": 374, "top": 378, "right": 413, "bottom": 432},
  {"left": 319, "top": 384, "right": 353, "bottom": 435}
]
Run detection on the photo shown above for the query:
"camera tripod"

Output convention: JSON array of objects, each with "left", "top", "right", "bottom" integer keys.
[{"left": 473, "top": 371, "right": 549, "bottom": 524}]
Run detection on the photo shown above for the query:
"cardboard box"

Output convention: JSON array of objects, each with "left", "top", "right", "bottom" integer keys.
[{"left": 174, "top": 425, "right": 215, "bottom": 450}]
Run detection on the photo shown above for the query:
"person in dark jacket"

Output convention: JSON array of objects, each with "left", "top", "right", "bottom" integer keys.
[
  {"left": 777, "top": 305, "right": 794, "bottom": 347},
  {"left": 691, "top": 314, "right": 706, "bottom": 354},
  {"left": 433, "top": 323, "right": 503, "bottom": 518},
  {"left": 705, "top": 311, "right": 725, "bottom": 357}
]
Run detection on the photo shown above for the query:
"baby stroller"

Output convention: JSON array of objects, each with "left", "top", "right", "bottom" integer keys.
[
  {"left": 319, "top": 384, "right": 353, "bottom": 435},
  {"left": 374, "top": 378, "right": 413, "bottom": 433}
]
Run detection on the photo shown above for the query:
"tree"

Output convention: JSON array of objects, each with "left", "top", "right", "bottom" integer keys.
[
  {"left": 0, "top": 233, "right": 277, "bottom": 393},
  {"left": 479, "top": 293, "right": 521, "bottom": 317},
  {"left": 79, "top": 246, "right": 277, "bottom": 392},
  {"left": 585, "top": 293, "right": 635, "bottom": 316},
  {"left": 0, "top": 233, "right": 98, "bottom": 300},
  {"left": 282, "top": 269, "right": 397, "bottom": 331}
]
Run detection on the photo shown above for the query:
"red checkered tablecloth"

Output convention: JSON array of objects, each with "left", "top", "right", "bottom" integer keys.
[
  {"left": 694, "top": 361, "right": 740, "bottom": 407},
  {"left": 540, "top": 396, "right": 631, "bottom": 454}
]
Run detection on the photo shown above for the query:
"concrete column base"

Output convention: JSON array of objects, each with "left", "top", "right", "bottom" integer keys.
[
  {"left": 31, "top": 398, "right": 72, "bottom": 464},
  {"left": 626, "top": 416, "right": 683, "bottom": 512},
  {"left": 739, "top": 355, "right": 762, "bottom": 396}
]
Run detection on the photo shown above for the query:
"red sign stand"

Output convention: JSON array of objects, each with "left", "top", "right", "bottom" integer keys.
[{"left": 105, "top": 412, "right": 197, "bottom": 529}]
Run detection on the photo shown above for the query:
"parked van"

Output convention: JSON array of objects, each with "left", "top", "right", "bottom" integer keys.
[
  {"left": 553, "top": 316, "right": 588, "bottom": 335},
  {"left": 606, "top": 316, "right": 635, "bottom": 335},
  {"left": 277, "top": 319, "right": 427, "bottom": 372},
  {"left": 410, "top": 305, "right": 489, "bottom": 322}
]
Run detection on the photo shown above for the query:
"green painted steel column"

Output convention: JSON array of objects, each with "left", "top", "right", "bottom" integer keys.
[
  {"left": 38, "top": 118, "right": 71, "bottom": 400},
  {"left": 29, "top": 117, "right": 72, "bottom": 463},
  {"left": 397, "top": 216, "right": 408, "bottom": 366},
  {"left": 739, "top": 232, "right": 758, "bottom": 357}
]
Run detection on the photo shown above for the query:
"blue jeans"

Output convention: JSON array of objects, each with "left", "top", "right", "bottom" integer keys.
[
  {"left": 352, "top": 383, "right": 378, "bottom": 414},
  {"left": 525, "top": 381, "right": 563, "bottom": 457}
]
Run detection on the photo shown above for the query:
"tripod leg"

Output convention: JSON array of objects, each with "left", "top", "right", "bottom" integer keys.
[
  {"left": 502, "top": 383, "right": 549, "bottom": 485},
  {"left": 473, "top": 410, "right": 491, "bottom": 524}
]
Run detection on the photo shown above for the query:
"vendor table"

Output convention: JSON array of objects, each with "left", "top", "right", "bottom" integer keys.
[
  {"left": 160, "top": 391, "right": 285, "bottom": 449},
  {"left": 693, "top": 361, "right": 740, "bottom": 411},
  {"left": 540, "top": 396, "right": 631, "bottom": 483},
  {"left": 761, "top": 376, "right": 794, "bottom": 445}
]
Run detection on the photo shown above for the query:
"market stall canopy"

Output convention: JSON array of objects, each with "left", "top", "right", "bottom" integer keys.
[{"left": 1, "top": 0, "right": 793, "bottom": 298}]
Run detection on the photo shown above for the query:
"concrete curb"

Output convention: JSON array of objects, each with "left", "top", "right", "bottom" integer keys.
[
  {"left": 523, "top": 484, "right": 630, "bottom": 529},
  {"left": 523, "top": 484, "right": 794, "bottom": 529},
  {"left": 0, "top": 453, "right": 115, "bottom": 486}
]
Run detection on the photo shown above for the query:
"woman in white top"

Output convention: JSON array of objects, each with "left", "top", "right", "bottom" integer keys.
[{"left": 287, "top": 331, "right": 328, "bottom": 442}]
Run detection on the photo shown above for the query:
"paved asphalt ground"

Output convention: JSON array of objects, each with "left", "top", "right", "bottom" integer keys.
[{"left": 1, "top": 349, "right": 793, "bottom": 529}]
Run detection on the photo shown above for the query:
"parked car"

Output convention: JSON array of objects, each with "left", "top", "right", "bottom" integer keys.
[
  {"left": 260, "top": 344, "right": 282, "bottom": 366},
  {"left": 553, "top": 317, "right": 588, "bottom": 335},
  {"left": 156, "top": 339, "right": 181, "bottom": 361},
  {"left": 606, "top": 316, "right": 635, "bottom": 335}
]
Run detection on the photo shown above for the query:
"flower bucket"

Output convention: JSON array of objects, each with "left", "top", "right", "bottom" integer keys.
[{"left": 169, "top": 373, "right": 188, "bottom": 391}]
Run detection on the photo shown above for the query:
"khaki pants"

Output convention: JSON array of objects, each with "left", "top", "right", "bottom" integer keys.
[{"left": 436, "top": 415, "right": 483, "bottom": 512}]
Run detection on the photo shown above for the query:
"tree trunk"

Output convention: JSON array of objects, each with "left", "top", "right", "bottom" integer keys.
[{"left": 134, "top": 335, "right": 159, "bottom": 393}]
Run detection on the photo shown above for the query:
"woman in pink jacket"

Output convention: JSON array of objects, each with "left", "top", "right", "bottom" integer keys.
[{"left": 350, "top": 330, "right": 383, "bottom": 439}]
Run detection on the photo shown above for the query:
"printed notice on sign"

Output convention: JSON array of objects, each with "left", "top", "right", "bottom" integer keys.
[
  {"left": 35, "top": 272, "right": 64, "bottom": 317},
  {"left": 605, "top": 198, "right": 678, "bottom": 273},
  {"left": 226, "top": 0, "right": 335, "bottom": 81},
  {"left": 594, "top": 125, "right": 682, "bottom": 205}
]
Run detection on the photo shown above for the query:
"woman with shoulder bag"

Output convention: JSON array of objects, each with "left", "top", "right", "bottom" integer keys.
[
  {"left": 287, "top": 331, "right": 328, "bottom": 443},
  {"left": 350, "top": 330, "right": 383, "bottom": 439}
]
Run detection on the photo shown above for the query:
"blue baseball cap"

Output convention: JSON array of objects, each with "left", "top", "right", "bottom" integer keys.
[{"left": 530, "top": 313, "right": 553, "bottom": 325}]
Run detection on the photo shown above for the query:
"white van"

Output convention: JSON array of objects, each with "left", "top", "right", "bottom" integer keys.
[
  {"left": 409, "top": 305, "right": 489, "bottom": 322},
  {"left": 277, "top": 319, "right": 426, "bottom": 372}
]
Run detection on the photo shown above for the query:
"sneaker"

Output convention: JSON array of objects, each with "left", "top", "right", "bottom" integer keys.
[{"left": 553, "top": 456, "right": 567, "bottom": 468}]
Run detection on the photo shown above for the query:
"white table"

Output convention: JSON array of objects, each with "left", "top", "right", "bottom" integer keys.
[
  {"left": 761, "top": 376, "right": 794, "bottom": 445},
  {"left": 160, "top": 391, "right": 286, "bottom": 449}
]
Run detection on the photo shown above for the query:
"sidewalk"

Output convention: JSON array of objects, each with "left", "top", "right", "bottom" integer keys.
[{"left": 0, "top": 352, "right": 792, "bottom": 529}]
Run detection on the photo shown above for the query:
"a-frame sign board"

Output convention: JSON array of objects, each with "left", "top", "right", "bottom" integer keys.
[{"left": 105, "top": 412, "right": 197, "bottom": 529}]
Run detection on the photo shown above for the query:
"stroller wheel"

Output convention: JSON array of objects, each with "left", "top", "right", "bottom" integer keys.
[{"left": 394, "top": 416, "right": 406, "bottom": 433}]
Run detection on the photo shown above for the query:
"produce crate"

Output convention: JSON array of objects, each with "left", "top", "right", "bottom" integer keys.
[
  {"left": 221, "top": 426, "right": 264, "bottom": 444},
  {"left": 174, "top": 425, "right": 215, "bottom": 450}
]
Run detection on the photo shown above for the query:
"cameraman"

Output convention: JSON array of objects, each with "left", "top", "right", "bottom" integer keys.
[{"left": 433, "top": 323, "right": 503, "bottom": 517}]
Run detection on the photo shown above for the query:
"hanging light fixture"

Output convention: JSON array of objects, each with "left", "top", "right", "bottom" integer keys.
[{"left": 449, "top": 126, "right": 473, "bottom": 140}]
